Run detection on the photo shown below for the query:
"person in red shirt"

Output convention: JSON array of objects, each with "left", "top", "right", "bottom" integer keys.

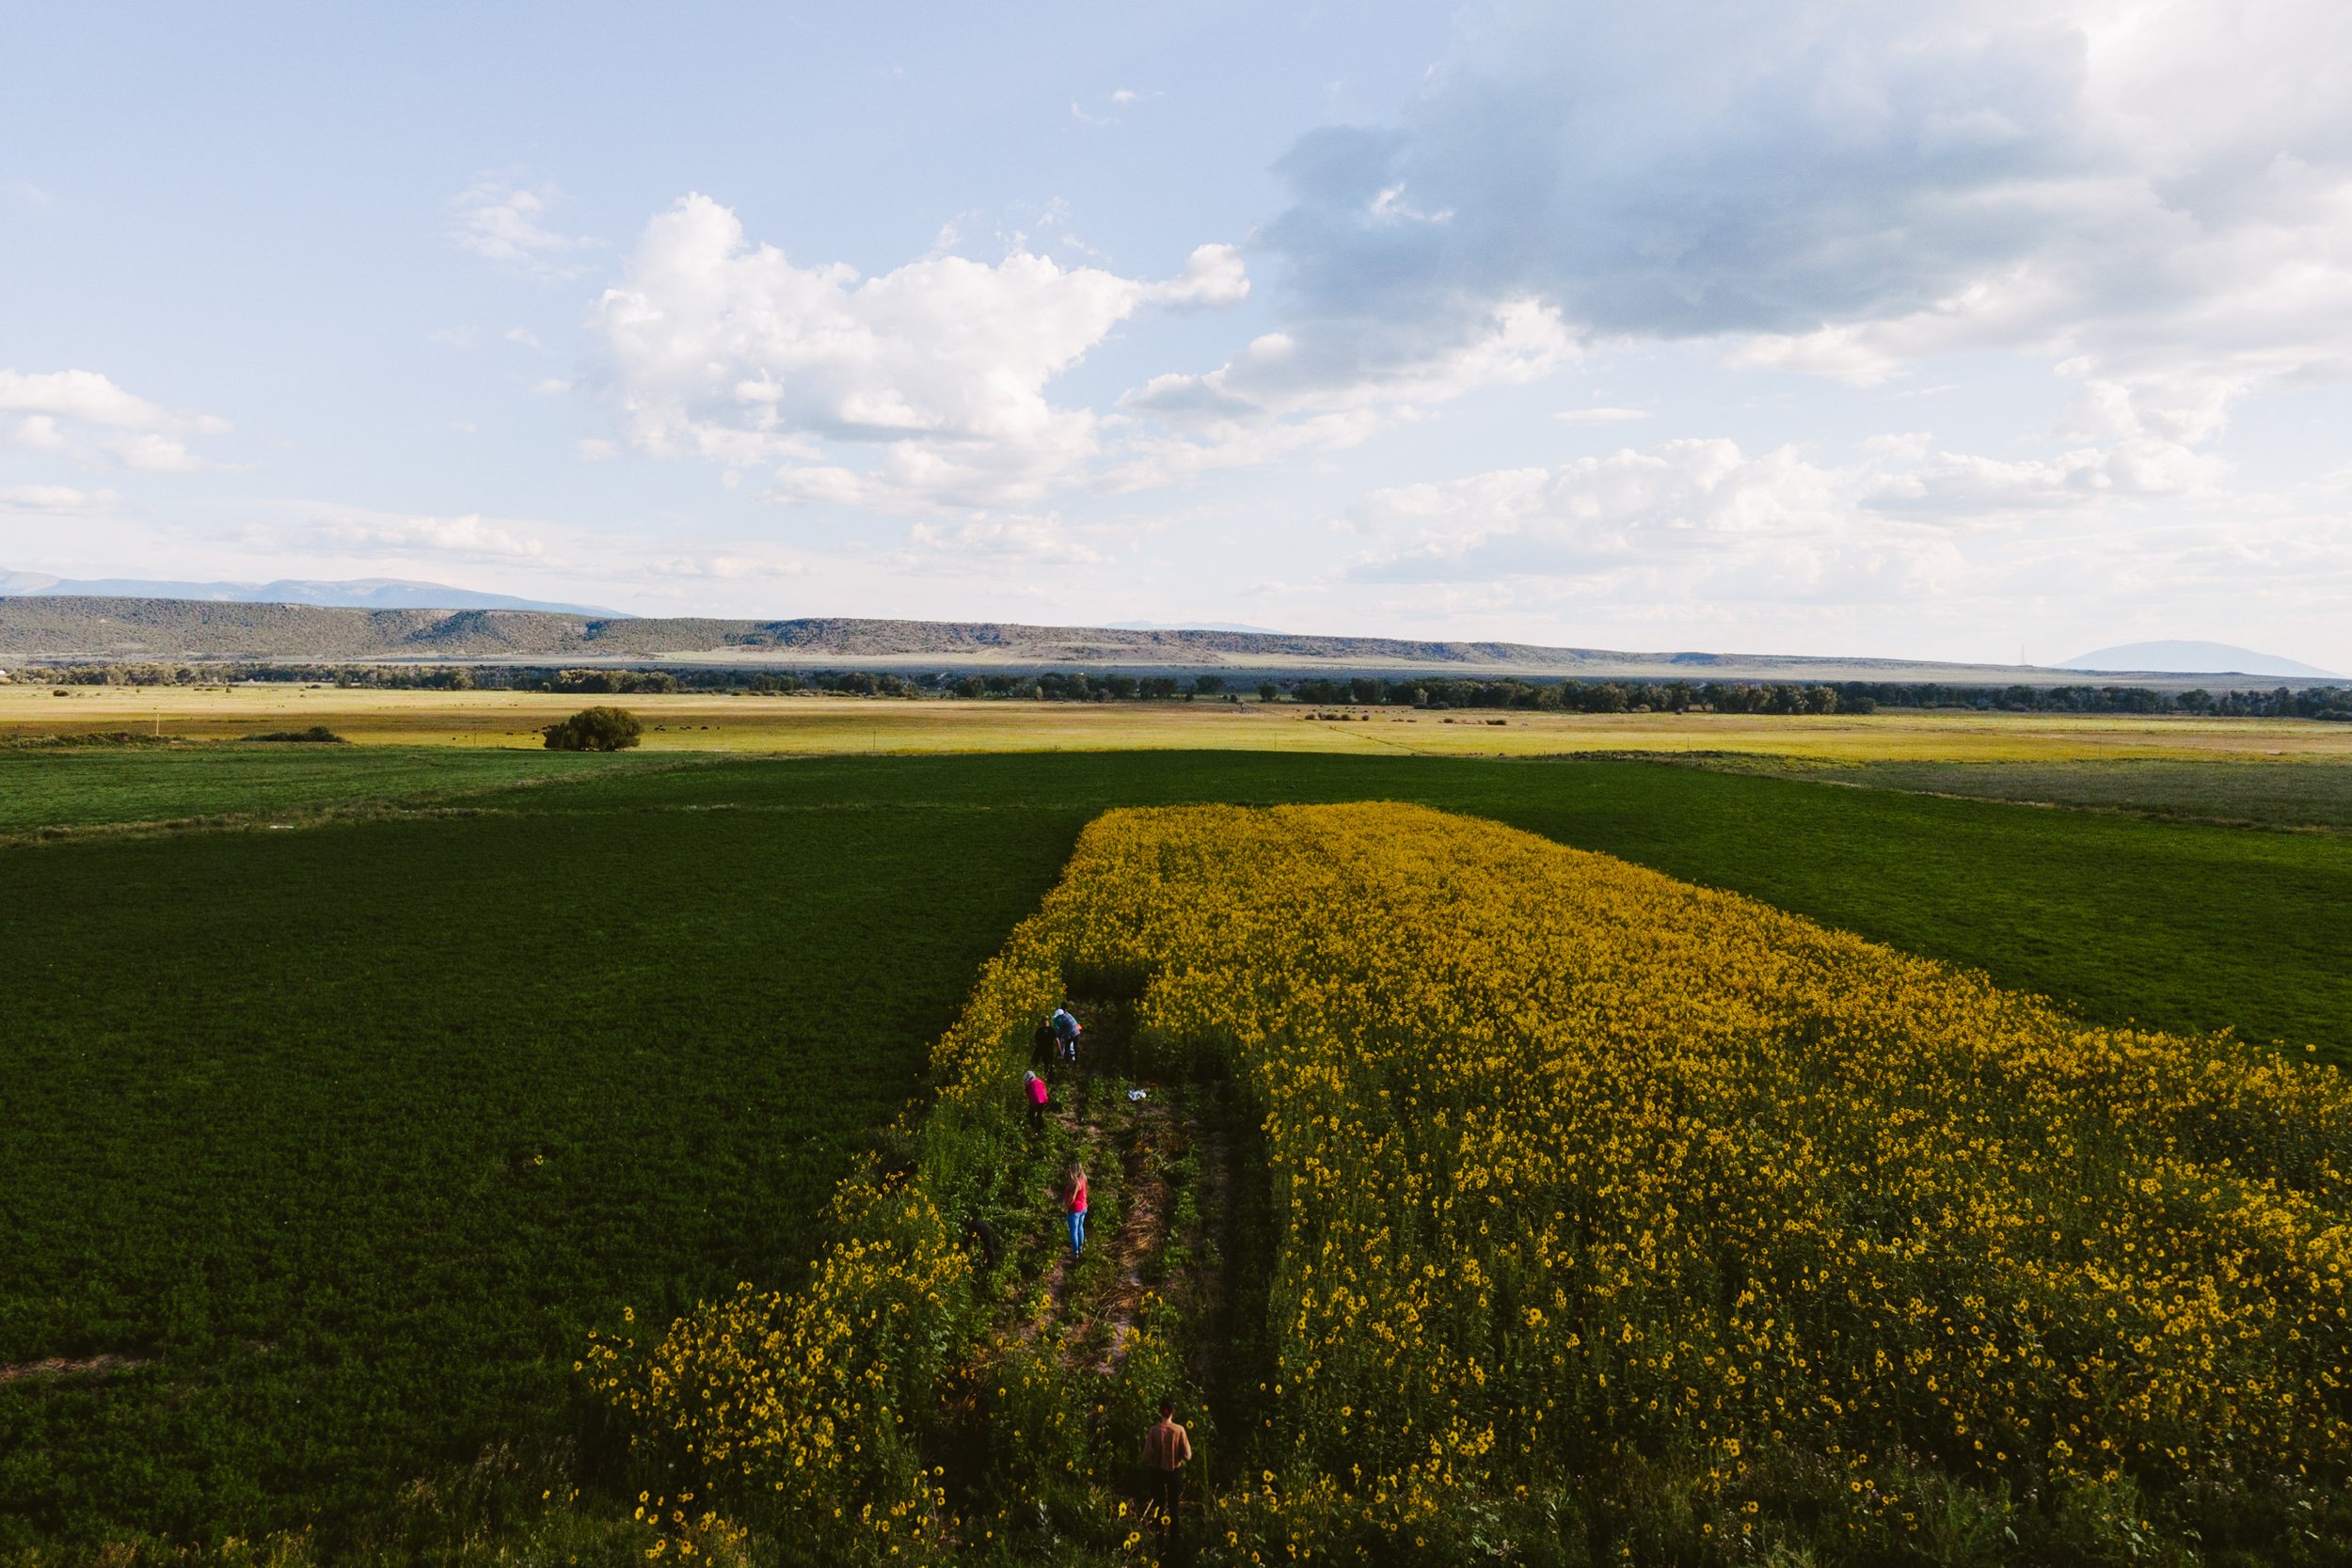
[
  {"left": 1024, "top": 1069, "right": 1049, "bottom": 1132},
  {"left": 1064, "top": 1162, "right": 1088, "bottom": 1256}
]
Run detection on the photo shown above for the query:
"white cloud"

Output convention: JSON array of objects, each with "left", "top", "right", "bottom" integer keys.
[
  {"left": 1113, "top": 297, "right": 1573, "bottom": 486},
  {"left": 1865, "top": 440, "right": 2227, "bottom": 517},
  {"left": 1246, "top": 0, "right": 2352, "bottom": 442},
  {"left": 588, "top": 194, "right": 1248, "bottom": 508},
  {"left": 254, "top": 506, "right": 555, "bottom": 563},
  {"left": 644, "top": 549, "right": 807, "bottom": 581},
  {"left": 0, "top": 369, "right": 218, "bottom": 433},
  {"left": 450, "top": 177, "right": 600, "bottom": 279},
  {"left": 1556, "top": 406, "right": 1649, "bottom": 424},
  {"left": 0, "top": 368, "right": 230, "bottom": 472},
  {"left": 907, "top": 512, "right": 1104, "bottom": 564},
  {"left": 1865, "top": 372, "right": 2233, "bottom": 516},
  {"left": 103, "top": 433, "right": 209, "bottom": 473},
  {"left": 1341, "top": 420, "right": 2242, "bottom": 601},
  {"left": 1073, "top": 88, "right": 1156, "bottom": 125},
  {"left": 9, "top": 415, "right": 65, "bottom": 451},
  {"left": 1344, "top": 440, "right": 1962, "bottom": 604},
  {"left": 0, "top": 483, "right": 113, "bottom": 514},
  {"left": 1100, "top": 407, "right": 1386, "bottom": 494}
]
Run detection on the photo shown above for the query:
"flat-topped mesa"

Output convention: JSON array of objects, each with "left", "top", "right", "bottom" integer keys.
[{"left": 2, "top": 596, "right": 2336, "bottom": 690}]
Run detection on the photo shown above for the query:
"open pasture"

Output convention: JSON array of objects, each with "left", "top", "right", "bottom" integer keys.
[
  {"left": 0, "top": 784, "right": 1079, "bottom": 1547},
  {"left": 0, "top": 744, "right": 679, "bottom": 839},
  {"left": 7, "top": 682, "right": 2352, "bottom": 762},
  {"left": 1741, "top": 754, "right": 2352, "bottom": 832}
]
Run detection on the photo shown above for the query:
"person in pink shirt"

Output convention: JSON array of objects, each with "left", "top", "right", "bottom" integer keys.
[
  {"left": 1024, "top": 1069, "right": 1050, "bottom": 1132},
  {"left": 1064, "top": 1161, "right": 1089, "bottom": 1256}
]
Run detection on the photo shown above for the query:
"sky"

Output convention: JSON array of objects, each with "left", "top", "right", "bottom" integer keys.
[{"left": 5, "top": 0, "right": 2351, "bottom": 669}]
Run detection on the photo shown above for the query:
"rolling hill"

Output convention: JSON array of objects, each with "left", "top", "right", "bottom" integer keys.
[
  {"left": 2061, "top": 640, "right": 2340, "bottom": 678},
  {"left": 0, "top": 594, "right": 2340, "bottom": 690},
  {"left": 0, "top": 571, "right": 616, "bottom": 616}
]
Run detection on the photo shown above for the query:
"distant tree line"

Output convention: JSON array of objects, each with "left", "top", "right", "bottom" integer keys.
[
  {"left": 1273, "top": 676, "right": 2352, "bottom": 721},
  {"left": 12, "top": 659, "right": 2348, "bottom": 721}
]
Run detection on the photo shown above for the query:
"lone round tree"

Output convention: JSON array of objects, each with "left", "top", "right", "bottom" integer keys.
[{"left": 542, "top": 705, "right": 644, "bottom": 752}]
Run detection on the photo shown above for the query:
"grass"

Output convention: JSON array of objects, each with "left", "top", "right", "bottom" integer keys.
[
  {"left": 0, "top": 746, "right": 682, "bottom": 838},
  {"left": 0, "top": 792, "right": 1077, "bottom": 1547},
  {"left": 3, "top": 747, "right": 2346, "bottom": 1549},
  {"left": 8, "top": 684, "right": 2352, "bottom": 761},
  {"left": 481, "top": 751, "right": 2352, "bottom": 1056},
  {"left": 1724, "top": 754, "right": 2352, "bottom": 832}
]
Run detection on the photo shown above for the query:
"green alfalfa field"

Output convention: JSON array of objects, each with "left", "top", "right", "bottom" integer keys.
[{"left": 2, "top": 744, "right": 2349, "bottom": 1555}]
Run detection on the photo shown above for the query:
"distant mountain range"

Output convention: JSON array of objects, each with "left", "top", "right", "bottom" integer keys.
[
  {"left": 2060, "top": 641, "right": 2340, "bottom": 679},
  {"left": 0, "top": 571, "right": 621, "bottom": 618},
  {"left": 1, "top": 594, "right": 2341, "bottom": 691}
]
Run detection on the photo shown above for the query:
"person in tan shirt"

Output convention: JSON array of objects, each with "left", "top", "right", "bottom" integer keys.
[{"left": 1142, "top": 1399, "right": 1193, "bottom": 1530}]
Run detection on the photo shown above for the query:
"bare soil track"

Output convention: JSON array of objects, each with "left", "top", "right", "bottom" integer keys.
[{"left": 0, "top": 1354, "right": 151, "bottom": 1385}]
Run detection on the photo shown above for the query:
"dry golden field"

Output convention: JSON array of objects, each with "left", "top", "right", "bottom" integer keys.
[{"left": 6, "top": 681, "right": 2352, "bottom": 761}]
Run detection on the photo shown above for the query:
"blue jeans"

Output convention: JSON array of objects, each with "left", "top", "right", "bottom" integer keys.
[{"left": 1067, "top": 1210, "right": 1086, "bottom": 1254}]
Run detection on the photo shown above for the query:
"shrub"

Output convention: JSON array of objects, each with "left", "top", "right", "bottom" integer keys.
[
  {"left": 242, "top": 725, "right": 348, "bottom": 743},
  {"left": 541, "top": 706, "right": 643, "bottom": 752}
]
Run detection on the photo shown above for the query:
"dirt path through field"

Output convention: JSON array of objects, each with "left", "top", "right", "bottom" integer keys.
[
  {"left": 1009, "top": 1073, "right": 1208, "bottom": 1375},
  {"left": 0, "top": 1354, "right": 151, "bottom": 1385},
  {"left": 1088, "top": 1093, "right": 1177, "bottom": 1374}
]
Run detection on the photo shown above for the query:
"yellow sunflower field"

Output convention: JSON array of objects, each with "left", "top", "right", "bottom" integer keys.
[{"left": 595, "top": 802, "right": 2352, "bottom": 1564}]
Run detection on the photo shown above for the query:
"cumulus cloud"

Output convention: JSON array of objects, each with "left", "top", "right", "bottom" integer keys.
[
  {"left": 1131, "top": 298, "right": 1570, "bottom": 423},
  {"left": 907, "top": 513, "right": 1104, "bottom": 564},
  {"left": 1100, "top": 405, "right": 1387, "bottom": 494},
  {"left": 0, "top": 368, "right": 230, "bottom": 471},
  {"left": 257, "top": 506, "right": 554, "bottom": 563},
  {"left": 0, "top": 483, "right": 114, "bottom": 515},
  {"left": 1340, "top": 420, "right": 2236, "bottom": 602},
  {"left": 1345, "top": 440, "right": 1963, "bottom": 603},
  {"left": 1864, "top": 438, "right": 2227, "bottom": 517},
  {"left": 1242, "top": 0, "right": 2352, "bottom": 436},
  {"left": 1111, "top": 298, "right": 1572, "bottom": 487},
  {"left": 643, "top": 548, "right": 807, "bottom": 581},
  {"left": 450, "top": 178, "right": 601, "bottom": 279},
  {"left": 588, "top": 193, "right": 1248, "bottom": 508}
]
